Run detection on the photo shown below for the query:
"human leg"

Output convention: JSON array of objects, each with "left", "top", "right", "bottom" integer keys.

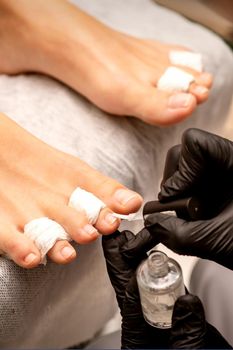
[
  {"left": 0, "top": 110, "right": 142, "bottom": 268},
  {"left": 0, "top": 73, "right": 144, "bottom": 348},
  {"left": 0, "top": 0, "right": 213, "bottom": 126},
  {"left": 0, "top": 0, "right": 232, "bottom": 348}
]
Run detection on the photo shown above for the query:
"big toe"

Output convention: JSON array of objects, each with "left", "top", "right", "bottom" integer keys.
[
  {"left": 82, "top": 173, "right": 143, "bottom": 215},
  {"left": 131, "top": 86, "right": 197, "bottom": 125}
]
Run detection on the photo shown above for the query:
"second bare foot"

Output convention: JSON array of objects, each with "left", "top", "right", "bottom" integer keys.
[{"left": 0, "top": 0, "right": 212, "bottom": 125}]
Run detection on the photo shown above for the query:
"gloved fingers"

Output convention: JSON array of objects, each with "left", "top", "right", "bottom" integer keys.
[
  {"left": 160, "top": 144, "right": 181, "bottom": 186},
  {"left": 145, "top": 210, "right": 233, "bottom": 270},
  {"left": 159, "top": 128, "right": 233, "bottom": 201},
  {"left": 171, "top": 295, "right": 232, "bottom": 349},
  {"left": 120, "top": 227, "right": 159, "bottom": 262},
  {"left": 170, "top": 294, "right": 206, "bottom": 349},
  {"left": 205, "top": 324, "right": 232, "bottom": 349},
  {"left": 144, "top": 212, "right": 215, "bottom": 258},
  {"left": 102, "top": 230, "right": 138, "bottom": 309},
  {"left": 122, "top": 274, "right": 170, "bottom": 349},
  {"left": 121, "top": 214, "right": 193, "bottom": 261},
  {"left": 122, "top": 274, "right": 150, "bottom": 349},
  {"left": 144, "top": 213, "right": 196, "bottom": 255}
]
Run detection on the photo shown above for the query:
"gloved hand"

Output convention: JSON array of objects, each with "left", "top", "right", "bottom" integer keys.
[
  {"left": 159, "top": 128, "right": 233, "bottom": 208},
  {"left": 102, "top": 230, "right": 169, "bottom": 349},
  {"left": 143, "top": 128, "right": 233, "bottom": 270},
  {"left": 102, "top": 230, "right": 231, "bottom": 349},
  {"left": 171, "top": 294, "right": 231, "bottom": 349}
]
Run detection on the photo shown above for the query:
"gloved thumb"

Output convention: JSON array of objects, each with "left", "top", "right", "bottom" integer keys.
[
  {"left": 170, "top": 294, "right": 206, "bottom": 349},
  {"left": 171, "top": 294, "right": 232, "bottom": 349}
]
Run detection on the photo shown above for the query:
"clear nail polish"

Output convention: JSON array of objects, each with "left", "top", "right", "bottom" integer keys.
[{"left": 136, "top": 250, "right": 185, "bottom": 329}]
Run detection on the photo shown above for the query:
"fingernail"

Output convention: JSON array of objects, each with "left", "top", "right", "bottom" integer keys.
[
  {"left": 168, "top": 93, "right": 193, "bottom": 108},
  {"left": 24, "top": 252, "right": 38, "bottom": 264},
  {"left": 83, "top": 224, "right": 99, "bottom": 237},
  {"left": 104, "top": 213, "right": 118, "bottom": 225},
  {"left": 193, "top": 86, "right": 208, "bottom": 95},
  {"left": 60, "top": 246, "right": 76, "bottom": 259},
  {"left": 114, "top": 189, "right": 141, "bottom": 206}
]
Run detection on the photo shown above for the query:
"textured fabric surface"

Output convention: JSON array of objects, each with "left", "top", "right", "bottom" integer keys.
[
  {"left": 0, "top": 0, "right": 232, "bottom": 348},
  {"left": 190, "top": 260, "right": 233, "bottom": 346}
]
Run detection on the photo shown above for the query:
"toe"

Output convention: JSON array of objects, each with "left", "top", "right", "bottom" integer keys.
[
  {"left": 47, "top": 240, "right": 76, "bottom": 264},
  {"left": 168, "top": 66, "right": 212, "bottom": 103},
  {"left": 0, "top": 225, "right": 41, "bottom": 268},
  {"left": 131, "top": 86, "right": 197, "bottom": 125},
  {"left": 195, "top": 72, "right": 213, "bottom": 88},
  {"left": 94, "top": 207, "right": 120, "bottom": 235},
  {"left": 80, "top": 173, "right": 143, "bottom": 214},
  {"left": 189, "top": 71, "right": 212, "bottom": 104},
  {"left": 189, "top": 84, "right": 209, "bottom": 104},
  {"left": 48, "top": 205, "right": 100, "bottom": 245},
  {"left": 110, "top": 187, "right": 143, "bottom": 213}
]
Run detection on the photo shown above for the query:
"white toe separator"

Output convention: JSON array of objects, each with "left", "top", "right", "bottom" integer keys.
[
  {"left": 68, "top": 187, "right": 106, "bottom": 225},
  {"left": 3, "top": 188, "right": 141, "bottom": 266},
  {"left": 157, "top": 67, "right": 195, "bottom": 92},
  {"left": 169, "top": 51, "right": 203, "bottom": 72},
  {"left": 69, "top": 187, "right": 142, "bottom": 222},
  {"left": 24, "top": 217, "right": 71, "bottom": 265}
]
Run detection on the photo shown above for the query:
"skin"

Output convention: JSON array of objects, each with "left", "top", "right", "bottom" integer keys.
[
  {"left": 0, "top": 0, "right": 212, "bottom": 125},
  {"left": 0, "top": 0, "right": 212, "bottom": 268},
  {"left": 0, "top": 113, "right": 142, "bottom": 268}
]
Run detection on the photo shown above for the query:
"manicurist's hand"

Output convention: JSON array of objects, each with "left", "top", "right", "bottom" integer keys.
[
  {"left": 102, "top": 230, "right": 168, "bottom": 349},
  {"left": 102, "top": 230, "right": 231, "bottom": 348},
  {"left": 142, "top": 128, "right": 233, "bottom": 270}
]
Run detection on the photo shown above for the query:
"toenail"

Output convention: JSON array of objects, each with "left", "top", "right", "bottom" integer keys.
[
  {"left": 114, "top": 189, "right": 140, "bottom": 206},
  {"left": 104, "top": 213, "right": 118, "bottom": 225},
  {"left": 199, "top": 72, "right": 212, "bottom": 83},
  {"left": 192, "top": 85, "right": 208, "bottom": 95},
  {"left": 168, "top": 93, "right": 193, "bottom": 108},
  {"left": 60, "top": 246, "right": 76, "bottom": 259},
  {"left": 83, "top": 224, "right": 99, "bottom": 237},
  {"left": 24, "top": 252, "right": 38, "bottom": 264}
]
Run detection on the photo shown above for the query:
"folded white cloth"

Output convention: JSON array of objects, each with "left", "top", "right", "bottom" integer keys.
[
  {"left": 169, "top": 51, "right": 203, "bottom": 72},
  {"left": 24, "top": 217, "right": 71, "bottom": 264},
  {"left": 23, "top": 188, "right": 141, "bottom": 264},
  {"left": 68, "top": 187, "right": 106, "bottom": 224},
  {"left": 157, "top": 66, "right": 195, "bottom": 92}
]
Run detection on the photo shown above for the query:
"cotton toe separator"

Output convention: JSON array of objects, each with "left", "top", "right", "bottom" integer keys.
[
  {"left": 1, "top": 188, "right": 140, "bottom": 265},
  {"left": 157, "top": 67, "right": 195, "bottom": 92},
  {"left": 169, "top": 51, "right": 203, "bottom": 72},
  {"left": 24, "top": 217, "right": 71, "bottom": 265}
]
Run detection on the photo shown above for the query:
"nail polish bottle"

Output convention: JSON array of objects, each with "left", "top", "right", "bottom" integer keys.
[{"left": 136, "top": 250, "right": 185, "bottom": 329}]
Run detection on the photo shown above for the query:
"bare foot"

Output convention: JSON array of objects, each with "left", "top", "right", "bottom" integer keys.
[
  {"left": 0, "top": 113, "right": 142, "bottom": 268},
  {"left": 0, "top": 0, "right": 212, "bottom": 125}
]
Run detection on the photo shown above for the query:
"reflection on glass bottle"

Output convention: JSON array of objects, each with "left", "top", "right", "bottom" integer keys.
[{"left": 136, "top": 250, "right": 185, "bottom": 329}]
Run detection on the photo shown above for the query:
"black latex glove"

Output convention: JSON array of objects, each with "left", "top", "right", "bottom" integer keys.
[
  {"left": 159, "top": 128, "right": 233, "bottom": 215},
  {"left": 171, "top": 294, "right": 231, "bottom": 349},
  {"left": 144, "top": 200, "right": 233, "bottom": 270},
  {"left": 102, "top": 231, "right": 231, "bottom": 349},
  {"left": 102, "top": 230, "right": 170, "bottom": 349},
  {"left": 142, "top": 128, "right": 233, "bottom": 270}
]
